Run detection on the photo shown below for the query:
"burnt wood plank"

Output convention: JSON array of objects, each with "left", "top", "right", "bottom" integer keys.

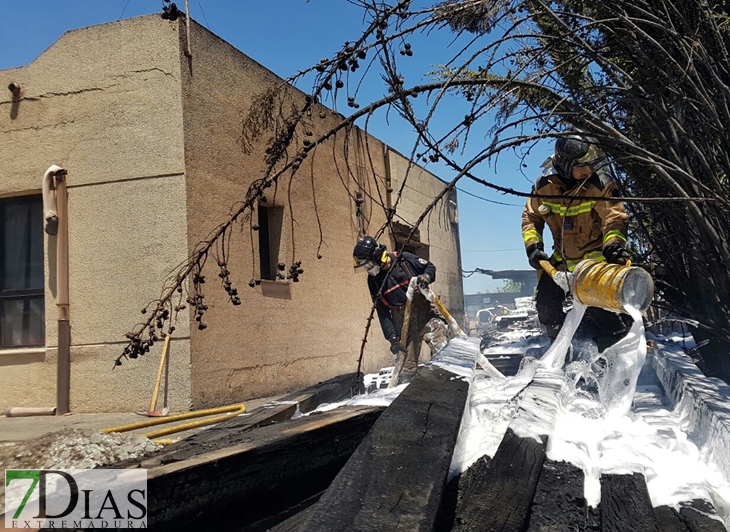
[
  {"left": 293, "top": 364, "right": 471, "bottom": 532},
  {"left": 483, "top": 355, "right": 523, "bottom": 377},
  {"left": 653, "top": 500, "right": 727, "bottom": 532},
  {"left": 280, "top": 372, "right": 360, "bottom": 413},
  {"left": 265, "top": 495, "right": 321, "bottom": 532},
  {"left": 655, "top": 506, "right": 691, "bottom": 532},
  {"left": 600, "top": 473, "right": 658, "bottom": 532},
  {"left": 526, "top": 460, "right": 586, "bottom": 532},
  {"left": 165, "top": 372, "right": 357, "bottom": 448},
  {"left": 454, "top": 429, "right": 546, "bottom": 532},
  {"left": 678, "top": 499, "right": 727, "bottom": 532},
  {"left": 145, "top": 405, "right": 383, "bottom": 531},
  {"left": 435, "top": 456, "right": 492, "bottom": 532},
  {"left": 112, "top": 402, "right": 297, "bottom": 469},
  {"left": 454, "top": 369, "right": 563, "bottom": 532},
  {"left": 120, "top": 372, "right": 358, "bottom": 468},
  {"left": 237, "top": 491, "right": 322, "bottom": 532},
  {"left": 138, "top": 402, "right": 297, "bottom": 467}
]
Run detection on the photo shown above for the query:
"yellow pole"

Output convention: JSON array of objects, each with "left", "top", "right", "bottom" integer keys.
[
  {"left": 388, "top": 296, "right": 414, "bottom": 388},
  {"left": 100, "top": 403, "right": 246, "bottom": 434},
  {"left": 148, "top": 335, "right": 171, "bottom": 414},
  {"left": 431, "top": 295, "right": 464, "bottom": 336},
  {"left": 142, "top": 407, "right": 246, "bottom": 439},
  {"left": 538, "top": 259, "right": 558, "bottom": 279}
]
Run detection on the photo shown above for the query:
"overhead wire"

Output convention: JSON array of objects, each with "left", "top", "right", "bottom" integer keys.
[
  {"left": 118, "top": 0, "right": 132, "bottom": 20},
  {"left": 462, "top": 248, "right": 523, "bottom": 253},
  {"left": 456, "top": 186, "right": 521, "bottom": 207},
  {"left": 196, "top": 0, "right": 211, "bottom": 29}
]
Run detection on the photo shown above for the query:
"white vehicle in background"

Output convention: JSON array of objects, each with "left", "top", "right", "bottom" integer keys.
[
  {"left": 474, "top": 308, "right": 497, "bottom": 335},
  {"left": 491, "top": 297, "right": 538, "bottom": 331},
  {"left": 514, "top": 296, "right": 536, "bottom": 311}
]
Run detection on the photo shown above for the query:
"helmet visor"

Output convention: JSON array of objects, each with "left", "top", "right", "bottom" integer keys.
[
  {"left": 574, "top": 144, "right": 605, "bottom": 168},
  {"left": 554, "top": 143, "right": 606, "bottom": 177}
]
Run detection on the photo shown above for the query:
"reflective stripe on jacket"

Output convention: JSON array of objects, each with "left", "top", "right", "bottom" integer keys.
[{"left": 521, "top": 165, "right": 628, "bottom": 272}]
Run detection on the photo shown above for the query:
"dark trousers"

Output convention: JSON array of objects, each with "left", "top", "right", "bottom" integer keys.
[
  {"left": 390, "top": 294, "right": 447, "bottom": 372},
  {"left": 535, "top": 271, "right": 633, "bottom": 352}
]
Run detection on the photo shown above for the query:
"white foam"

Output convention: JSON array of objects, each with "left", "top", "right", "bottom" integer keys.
[
  {"left": 548, "top": 385, "right": 730, "bottom": 526},
  {"left": 552, "top": 271, "right": 572, "bottom": 293},
  {"left": 539, "top": 301, "right": 586, "bottom": 370},
  {"left": 510, "top": 368, "right": 564, "bottom": 442},
  {"left": 449, "top": 363, "right": 534, "bottom": 479},
  {"left": 596, "top": 306, "right": 647, "bottom": 418},
  {"left": 429, "top": 336, "right": 480, "bottom": 379},
  {"left": 453, "top": 295, "right": 730, "bottom": 527},
  {"left": 305, "top": 383, "right": 409, "bottom": 415}
]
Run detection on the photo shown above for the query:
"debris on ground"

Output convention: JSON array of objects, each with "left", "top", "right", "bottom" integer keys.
[
  {"left": 0, "top": 428, "right": 160, "bottom": 513},
  {"left": 0, "top": 428, "right": 161, "bottom": 470}
]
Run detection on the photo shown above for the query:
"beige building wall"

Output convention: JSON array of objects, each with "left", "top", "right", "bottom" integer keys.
[
  {"left": 0, "top": 15, "right": 463, "bottom": 412},
  {"left": 178, "top": 21, "right": 393, "bottom": 407},
  {"left": 387, "top": 150, "right": 465, "bottom": 324},
  {"left": 0, "top": 17, "right": 192, "bottom": 412}
]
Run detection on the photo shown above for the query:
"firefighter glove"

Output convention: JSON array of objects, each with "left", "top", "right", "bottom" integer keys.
[
  {"left": 604, "top": 241, "right": 630, "bottom": 265},
  {"left": 389, "top": 337, "right": 404, "bottom": 356},
  {"left": 416, "top": 274, "right": 431, "bottom": 290},
  {"left": 526, "top": 243, "right": 550, "bottom": 270}
]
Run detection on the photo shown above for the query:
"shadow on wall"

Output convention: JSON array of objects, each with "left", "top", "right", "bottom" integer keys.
[{"left": 8, "top": 81, "right": 21, "bottom": 120}]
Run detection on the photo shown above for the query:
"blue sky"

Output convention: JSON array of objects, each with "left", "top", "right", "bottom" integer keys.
[{"left": 0, "top": 1, "right": 553, "bottom": 293}]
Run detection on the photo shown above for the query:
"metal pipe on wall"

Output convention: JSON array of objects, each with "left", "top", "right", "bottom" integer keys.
[
  {"left": 5, "top": 407, "right": 57, "bottom": 417},
  {"left": 183, "top": 0, "right": 192, "bottom": 57},
  {"left": 43, "top": 165, "right": 70, "bottom": 415}
]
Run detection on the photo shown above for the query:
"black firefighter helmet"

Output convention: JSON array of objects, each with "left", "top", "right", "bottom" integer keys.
[
  {"left": 353, "top": 236, "right": 387, "bottom": 269},
  {"left": 553, "top": 132, "right": 607, "bottom": 181}
]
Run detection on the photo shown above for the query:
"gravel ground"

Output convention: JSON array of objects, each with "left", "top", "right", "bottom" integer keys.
[{"left": 0, "top": 428, "right": 160, "bottom": 514}]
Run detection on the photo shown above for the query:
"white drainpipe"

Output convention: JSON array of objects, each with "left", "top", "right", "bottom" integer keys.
[{"left": 42, "top": 165, "right": 70, "bottom": 415}]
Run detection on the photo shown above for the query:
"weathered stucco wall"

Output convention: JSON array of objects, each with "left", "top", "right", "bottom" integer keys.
[
  {"left": 0, "top": 16, "right": 191, "bottom": 412},
  {"left": 0, "top": 15, "right": 464, "bottom": 412},
  {"left": 387, "top": 150, "right": 465, "bottom": 325},
  {"left": 180, "top": 21, "right": 393, "bottom": 406}
]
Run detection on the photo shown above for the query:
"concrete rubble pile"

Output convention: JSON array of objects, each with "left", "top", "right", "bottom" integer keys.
[{"left": 0, "top": 428, "right": 160, "bottom": 513}]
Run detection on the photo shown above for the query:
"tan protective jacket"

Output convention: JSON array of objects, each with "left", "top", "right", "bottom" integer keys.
[{"left": 521, "top": 164, "right": 628, "bottom": 271}]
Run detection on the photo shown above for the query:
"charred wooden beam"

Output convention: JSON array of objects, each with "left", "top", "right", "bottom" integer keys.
[
  {"left": 654, "top": 506, "right": 691, "bottom": 532},
  {"left": 435, "top": 456, "right": 493, "bottom": 532},
  {"left": 291, "top": 362, "right": 472, "bottom": 532},
  {"left": 600, "top": 473, "right": 658, "bottom": 532},
  {"left": 526, "top": 460, "right": 586, "bottom": 532},
  {"left": 121, "top": 372, "right": 358, "bottom": 469},
  {"left": 454, "top": 369, "right": 563, "bottom": 532},
  {"left": 167, "top": 372, "right": 357, "bottom": 449},
  {"left": 145, "top": 405, "right": 383, "bottom": 531},
  {"left": 138, "top": 402, "right": 297, "bottom": 467},
  {"left": 455, "top": 428, "right": 545, "bottom": 532},
  {"left": 483, "top": 354, "right": 524, "bottom": 377},
  {"left": 678, "top": 499, "right": 727, "bottom": 532}
]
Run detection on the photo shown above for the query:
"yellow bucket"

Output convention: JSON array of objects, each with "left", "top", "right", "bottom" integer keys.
[{"left": 572, "top": 260, "right": 654, "bottom": 313}]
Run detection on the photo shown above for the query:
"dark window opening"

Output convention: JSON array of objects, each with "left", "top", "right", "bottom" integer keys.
[
  {"left": 1, "top": 195, "right": 45, "bottom": 348},
  {"left": 258, "top": 205, "right": 284, "bottom": 281},
  {"left": 398, "top": 241, "right": 429, "bottom": 261},
  {"left": 392, "top": 222, "right": 429, "bottom": 261}
]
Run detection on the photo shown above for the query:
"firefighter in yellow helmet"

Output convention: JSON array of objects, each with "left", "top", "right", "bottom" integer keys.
[{"left": 521, "top": 131, "right": 632, "bottom": 351}]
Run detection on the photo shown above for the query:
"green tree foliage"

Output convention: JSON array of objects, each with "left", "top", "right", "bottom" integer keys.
[{"left": 497, "top": 279, "right": 523, "bottom": 293}]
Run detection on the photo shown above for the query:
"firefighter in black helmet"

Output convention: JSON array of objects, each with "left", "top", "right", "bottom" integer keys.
[
  {"left": 353, "top": 236, "right": 447, "bottom": 383},
  {"left": 522, "top": 131, "right": 632, "bottom": 351}
]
